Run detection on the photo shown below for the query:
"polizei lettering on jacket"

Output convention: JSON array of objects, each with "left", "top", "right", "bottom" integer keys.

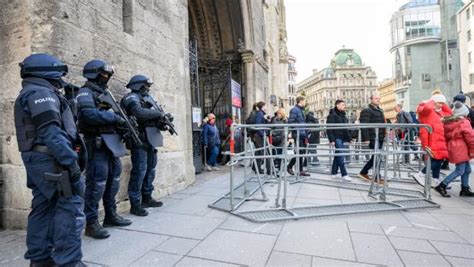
[
  {"left": 34, "top": 97, "right": 56, "bottom": 105},
  {"left": 76, "top": 92, "right": 89, "bottom": 99}
]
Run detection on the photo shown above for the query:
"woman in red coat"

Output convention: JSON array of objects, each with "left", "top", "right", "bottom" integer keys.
[
  {"left": 434, "top": 102, "right": 474, "bottom": 197},
  {"left": 412, "top": 93, "right": 452, "bottom": 187}
]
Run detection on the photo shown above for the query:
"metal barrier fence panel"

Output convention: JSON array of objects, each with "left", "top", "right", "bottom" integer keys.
[{"left": 208, "top": 123, "right": 439, "bottom": 222}]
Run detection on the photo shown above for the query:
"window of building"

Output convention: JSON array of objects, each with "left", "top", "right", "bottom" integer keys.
[
  {"left": 467, "top": 8, "right": 471, "bottom": 20},
  {"left": 422, "top": 73, "right": 431, "bottom": 82},
  {"left": 468, "top": 30, "right": 472, "bottom": 42},
  {"left": 123, "top": 0, "right": 133, "bottom": 34},
  {"left": 470, "top": 73, "right": 474, "bottom": 85}
]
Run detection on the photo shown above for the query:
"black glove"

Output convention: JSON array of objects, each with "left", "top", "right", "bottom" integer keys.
[
  {"left": 165, "top": 113, "right": 174, "bottom": 122},
  {"left": 67, "top": 162, "right": 81, "bottom": 183},
  {"left": 116, "top": 117, "right": 127, "bottom": 127}
]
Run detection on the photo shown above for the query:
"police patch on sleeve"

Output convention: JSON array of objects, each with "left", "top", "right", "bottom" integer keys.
[
  {"left": 122, "top": 93, "right": 140, "bottom": 110},
  {"left": 27, "top": 91, "right": 61, "bottom": 129},
  {"left": 76, "top": 88, "right": 95, "bottom": 109}
]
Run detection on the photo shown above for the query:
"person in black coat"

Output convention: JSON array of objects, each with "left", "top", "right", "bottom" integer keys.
[
  {"left": 270, "top": 108, "right": 287, "bottom": 171},
  {"left": 306, "top": 111, "right": 320, "bottom": 164},
  {"left": 252, "top": 101, "right": 268, "bottom": 174},
  {"left": 327, "top": 100, "right": 352, "bottom": 182},
  {"left": 358, "top": 95, "right": 386, "bottom": 184},
  {"left": 395, "top": 104, "right": 416, "bottom": 163}
]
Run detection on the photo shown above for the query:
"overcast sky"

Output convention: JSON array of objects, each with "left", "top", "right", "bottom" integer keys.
[{"left": 286, "top": 0, "right": 407, "bottom": 83}]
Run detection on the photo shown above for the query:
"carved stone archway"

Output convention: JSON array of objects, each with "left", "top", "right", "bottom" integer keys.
[{"left": 188, "top": 0, "right": 246, "bottom": 171}]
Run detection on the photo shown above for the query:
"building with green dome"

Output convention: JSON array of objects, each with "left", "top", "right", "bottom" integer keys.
[
  {"left": 297, "top": 47, "right": 378, "bottom": 123},
  {"left": 330, "top": 48, "right": 364, "bottom": 68}
]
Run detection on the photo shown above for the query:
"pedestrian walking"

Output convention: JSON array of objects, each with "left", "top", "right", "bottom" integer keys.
[
  {"left": 306, "top": 111, "right": 321, "bottom": 165},
  {"left": 434, "top": 102, "right": 474, "bottom": 197},
  {"left": 395, "top": 104, "right": 415, "bottom": 163},
  {"left": 271, "top": 108, "right": 287, "bottom": 171},
  {"left": 412, "top": 92, "right": 452, "bottom": 188},
  {"left": 287, "top": 96, "right": 310, "bottom": 176},
  {"left": 453, "top": 92, "right": 474, "bottom": 129},
  {"left": 202, "top": 113, "right": 221, "bottom": 171},
  {"left": 358, "top": 95, "right": 386, "bottom": 184},
  {"left": 327, "top": 100, "right": 352, "bottom": 182}
]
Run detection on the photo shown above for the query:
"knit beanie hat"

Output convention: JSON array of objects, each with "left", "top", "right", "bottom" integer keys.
[
  {"left": 430, "top": 93, "right": 446, "bottom": 103},
  {"left": 452, "top": 101, "right": 469, "bottom": 117},
  {"left": 453, "top": 92, "right": 466, "bottom": 103},
  {"left": 431, "top": 89, "right": 442, "bottom": 96}
]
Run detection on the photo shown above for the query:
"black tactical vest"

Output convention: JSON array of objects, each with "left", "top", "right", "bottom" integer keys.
[{"left": 14, "top": 84, "right": 77, "bottom": 152}]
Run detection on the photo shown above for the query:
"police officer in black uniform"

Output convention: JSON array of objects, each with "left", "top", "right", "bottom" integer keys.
[
  {"left": 15, "top": 53, "right": 86, "bottom": 266},
  {"left": 122, "top": 75, "right": 170, "bottom": 216},
  {"left": 76, "top": 60, "right": 131, "bottom": 239}
]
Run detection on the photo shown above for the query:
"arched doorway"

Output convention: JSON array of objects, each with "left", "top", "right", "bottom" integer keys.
[{"left": 188, "top": 0, "right": 246, "bottom": 173}]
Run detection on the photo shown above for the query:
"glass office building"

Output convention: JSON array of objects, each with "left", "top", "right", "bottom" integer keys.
[
  {"left": 390, "top": 0, "right": 442, "bottom": 111},
  {"left": 391, "top": 1, "right": 441, "bottom": 47}
]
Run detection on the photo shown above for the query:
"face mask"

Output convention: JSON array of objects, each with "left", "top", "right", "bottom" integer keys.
[
  {"left": 94, "top": 71, "right": 112, "bottom": 87},
  {"left": 47, "top": 78, "right": 66, "bottom": 89},
  {"left": 95, "top": 76, "right": 110, "bottom": 87},
  {"left": 140, "top": 84, "right": 151, "bottom": 94}
]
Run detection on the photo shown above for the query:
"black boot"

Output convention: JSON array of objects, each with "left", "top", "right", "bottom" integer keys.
[
  {"left": 434, "top": 183, "right": 451, "bottom": 198},
  {"left": 460, "top": 186, "right": 474, "bottom": 197},
  {"left": 103, "top": 210, "right": 132, "bottom": 227},
  {"left": 30, "top": 257, "right": 57, "bottom": 267},
  {"left": 85, "top": 220, "right": 110, "bottom": 239},
  {"left": 70, "top": 261, "right": 88, "bottom": 267},
  {"left": 441, "top": 160, "right": 450, "bottom": 170},
  {"left": 130, "top": 203, "right": 149, "bottom": 216},
  {"left": 251, "top": 164, "right": 264, "bottom": 175},
  {"left": 287, "top": 167, "right": 295, "bottom": 176},
  {"left": 142, "top": 195, "right": 163, "bottom": 208}
]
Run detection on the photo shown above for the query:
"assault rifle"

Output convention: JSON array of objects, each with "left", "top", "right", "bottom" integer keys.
[
  {"left": 98, "top": 88, "right": 143, "bottom": 146},
  {"left": 143, "top": 95, "right": 178, "bottom": 136},
  {"left": 156, "top": 104, "right": 178, "bottom": 136}
]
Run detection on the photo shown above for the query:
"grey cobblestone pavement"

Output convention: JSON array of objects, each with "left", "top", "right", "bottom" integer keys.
[{"left": 1, "top": 166, "right": 473, "bottom": 266}]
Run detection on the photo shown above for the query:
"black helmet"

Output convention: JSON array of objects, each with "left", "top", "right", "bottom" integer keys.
[
  {"left": 82, "top": 59, "right": 114, "bottom": 80},
  {"left": 126, "top": 74, "right": 153, "bottom": 92},
  {"left": 19, "top": 53, "right": 68, "bottom": 80}
]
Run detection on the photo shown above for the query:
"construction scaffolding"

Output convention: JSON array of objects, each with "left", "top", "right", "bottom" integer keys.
[{"left": 208, "top": 123, "right": 440, "bottom": 223}]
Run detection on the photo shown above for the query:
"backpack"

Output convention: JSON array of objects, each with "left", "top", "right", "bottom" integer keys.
[
  {"left": 246, "top": 110, "right": 257, "bottom": 124},
  {"left": 245, "top": 110, "right": 257, "bottom": 136},
  {"left": 468, "top": 107, "right": 474, "bottom": 129}
]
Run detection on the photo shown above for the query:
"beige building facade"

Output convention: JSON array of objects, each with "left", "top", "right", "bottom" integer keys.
[
  {"left": 297, "top": 48, "right": 378, "bottom": 123},
  {"left": 263, "top": 0, "right": 289, "bottom": 114},
  {"left": 287, "top": 54, "right": 297, "bottom": 111},
  {"left": 0, "top": 0, "right": 289, "bottom": 229},
  {"left": 378, "top": 79, "right": 397, "bottom": 122},
  {"left": 458, "top": 0, "right": 474, "bottom": 103}
]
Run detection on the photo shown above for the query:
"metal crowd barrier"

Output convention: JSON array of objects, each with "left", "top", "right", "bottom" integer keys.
[
  {"left": 208, "top": 123, "right": 440, "bottom": 223},
  {"left": 306, "top": 128, "right": 428, "bottom": 183}
]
